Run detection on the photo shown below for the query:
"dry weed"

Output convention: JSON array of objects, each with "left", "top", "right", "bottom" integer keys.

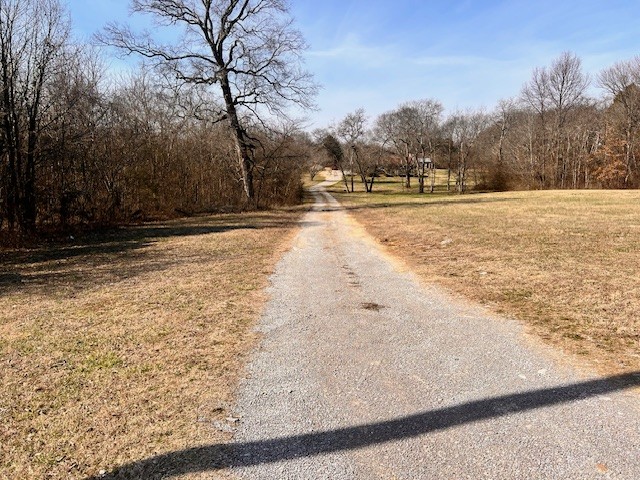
[{"left": 0, "top": 211, "right": 300, "bottom": 479}]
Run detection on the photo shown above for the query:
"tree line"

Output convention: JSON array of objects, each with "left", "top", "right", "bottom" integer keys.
[
  {"left": 0, "top": 0, "right": 316, "bottom": 239},
  {"left": 316, "top": 52, "right": 640, "bottom": 194},
  {"left": 3, "top": 1, "right": 640, "bottom": 240}
]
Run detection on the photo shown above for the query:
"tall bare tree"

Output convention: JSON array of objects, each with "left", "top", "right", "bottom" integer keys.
[
  {"left": 101, "top": 0, "right": 316, "bottom": 205},
  {"left": 375, "top": 107, "right": 415, "bottom": 188},
  {"left": 403, "top": 99, "right": 443, "bottom": 193},
  {"left": 448, "top": 109, "right": 489, "bottom": 193},
  {"left": 521, "top": 52, "right": 590, "bottom": 188},
  {"left": 0, "top": 0, "right": 70, "bottom": 232},
  {"left": 547, "top": 52, "right": 590, "bottom": 187},
  {"left": 335, "top": 108, "right": 367, "bottom": 192},
  {"left": 598, "top": 56, "right": 640, "bottom": 186}
]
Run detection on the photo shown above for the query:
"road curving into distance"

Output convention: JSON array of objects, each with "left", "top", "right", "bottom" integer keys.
[{"left": 230, "top": 175, "right": 640, "bottom": 479}]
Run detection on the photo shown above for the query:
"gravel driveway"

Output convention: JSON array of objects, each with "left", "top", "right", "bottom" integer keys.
[{"left": 230, "top": 179, "right": 640, "bottom": 479}]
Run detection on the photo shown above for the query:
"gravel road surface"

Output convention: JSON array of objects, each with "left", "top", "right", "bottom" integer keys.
[{"left": 230, "top": 178, "right": 640, "bottom": 479}]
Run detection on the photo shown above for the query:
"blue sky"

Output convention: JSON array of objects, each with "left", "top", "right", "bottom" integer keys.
[{"left": 67, "top": 0, "right": 640, "bottom": 128}]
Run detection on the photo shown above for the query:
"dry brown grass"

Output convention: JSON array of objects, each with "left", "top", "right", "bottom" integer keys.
[
  {"left": 0, "top": 210, "right": 301, "bottom": 479},
  {"left": 332, "top": 180, "right": 640, "bottom": 374}
]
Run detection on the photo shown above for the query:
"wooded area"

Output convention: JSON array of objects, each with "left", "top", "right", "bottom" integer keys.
[
  {"left": 2, "top": 0, "right": 640, "bottom": 241},
  {"left": 319, "top": 52, "right": 640, "bottom": 195},
  {"left": 0, "top": 0, "right": 315, "bottom": 241}
]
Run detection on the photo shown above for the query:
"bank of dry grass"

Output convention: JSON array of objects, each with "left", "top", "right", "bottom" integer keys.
[
  {"left": 333, "top": 180, "right": 640, "bottom": 373},
  {"left": 0, "top": 210, "right": 301, "bottom": 479}
]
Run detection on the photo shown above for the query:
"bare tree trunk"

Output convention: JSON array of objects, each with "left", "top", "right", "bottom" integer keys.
[
  {"left": 24, "top": 102, "right": 42, "bottom": 231},
  {"left": 447, "top": 139, "right": 453, "bottom": 192},
  {"left": 430, "top": 164, "right": 435, "bottom": 193},
  {"left": 1, "top": 51, "right": 18, "bottom": 231},
  {"left": 367, "top": 175, "right": 375, "bottom": 193},
  {"left": 220, "top": 78, "right": 254, "bottom": 202},
  {"left": 350, "top": 147, "right": 355, "bottom": 193},
  {"left": 339, "top": 164, "right": 350, "bottom": 192},
  {"left": 458, "top": 149, "right": 466, "bottom": 193}
]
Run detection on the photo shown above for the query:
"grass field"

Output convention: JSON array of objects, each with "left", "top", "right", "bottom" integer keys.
[
  {"left": 3, "top": 172, "right": 639, "bottom": 477},
  {"left": 0, "top": 210, "right": 301, "bottom": 479},
  {"left": 331, "top": 177, "right": 640, "bottom": 374}
]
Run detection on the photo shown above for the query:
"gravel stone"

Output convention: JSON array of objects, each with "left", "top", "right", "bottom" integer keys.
[{"left": 230, "top": 179, "right": 640, "bottom": 479}]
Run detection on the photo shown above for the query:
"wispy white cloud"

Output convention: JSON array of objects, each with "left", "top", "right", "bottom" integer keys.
[
  {"left": 66, "top": 0, "right": 640, "bottom": 129},
  {"left": 409, "top": 55, "right": 492, "bottom": 68},
  {"left": 307, "top": 34, "right": 397, "bottom": 69}
]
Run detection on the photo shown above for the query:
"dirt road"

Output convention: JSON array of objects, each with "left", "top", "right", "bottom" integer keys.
[{"left": 230, "top": 179, "right": 640, "bottom": 479}]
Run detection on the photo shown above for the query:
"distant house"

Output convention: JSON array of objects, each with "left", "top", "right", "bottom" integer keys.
[
  {"left": 378, "top": 153, "right": 434, "bottom": 177},
  {"left": 416, "top": 157, "right": 433, "bottom": 169}
]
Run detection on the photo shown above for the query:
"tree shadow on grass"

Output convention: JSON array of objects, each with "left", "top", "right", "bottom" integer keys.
[
  {"left": 89, "top": 372, "right": 640, "bottom": 479},
  {"left": 336, "top": 196, "right": 521, "bottom": 213},
  {"left": 309, "top": 197, "right": 519, "bottom": 214},
  {"left": 0, "top": 212, "right": 302, "bottom": 297}
]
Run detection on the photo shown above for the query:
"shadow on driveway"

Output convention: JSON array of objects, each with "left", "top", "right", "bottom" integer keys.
[{"left": 88, "top": 372, "right": 640, "bottom": 479}]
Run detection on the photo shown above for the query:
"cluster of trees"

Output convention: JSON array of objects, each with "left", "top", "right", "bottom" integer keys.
[
  {"left": 491, "top": 52, "right": 640, "bottom": 190},
  {"left": 3, "top": 1, "right": 639, "bottom": 238},
  {"left": 315, "top": 52, "right": 640, "bottom": 194},
  {"left": 313, "top": 101, "right": 491, "bottom": 194},
  {"left": 0, "top": 0, "right": 315, "bottom": 237}
]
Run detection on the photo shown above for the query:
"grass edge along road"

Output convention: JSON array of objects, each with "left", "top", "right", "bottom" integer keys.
[
  {"left": 0, "top": 209, "right": 302, "bottom": 479},
  {"left": 331, "top": 178, "right": 640, "bottom": 376}
]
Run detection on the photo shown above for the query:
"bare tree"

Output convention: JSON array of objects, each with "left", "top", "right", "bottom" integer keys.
[
  {"left": 374, "top": 107, "right": 415, "bottom": 188},
  {"left": 547, "top": 52, "right": 590, "bottom": 187},
  {"left": 335, "top": 108, "right": 367, "bottom": 192},
  {"left": 0, "top": 0, "right": 70, "bottom": 233},
  {"left": 403, "top": 99, "right": 443, "bottom": 193},
  {"left": 357, "top": 133, "right": 385, "bottom": 193},
  {"left": 520, "top": 52, "right": 590, "bottom": 188},
  {"left": 489, "top": 98, "right": 517, "bottom": 190},
  {"left": 42, "top": 46, "right": 106, "bottom": 226},
  {"left": 521, "top": 65, "right": 552, "bottom": 187},
  {"left": 448, "top": 110, "right": 490, "bottom": 193},
  {"left": 548, "top": 52, "right": 590, "bottom": 115},
  {"left": 439, "top": 116, "right": 457, "bottom": 191},
  {"left": 598, "top": 56, "right": 640, "bottom": 186},
  {"left": 101, "top": 0, "right": 317, "bottom": 205}
]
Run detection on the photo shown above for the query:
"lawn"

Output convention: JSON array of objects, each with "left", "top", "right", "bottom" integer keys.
[
  {"left": 331, "top": 178, "right": 640, "bottom": 374},
  {"left": 0, "top": 210, "right": 301, "bottom": 479}
]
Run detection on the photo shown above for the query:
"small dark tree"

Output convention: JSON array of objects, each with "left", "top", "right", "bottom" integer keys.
[{"left": 318, "top": 132, "right": 348, "bottom": 191}]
